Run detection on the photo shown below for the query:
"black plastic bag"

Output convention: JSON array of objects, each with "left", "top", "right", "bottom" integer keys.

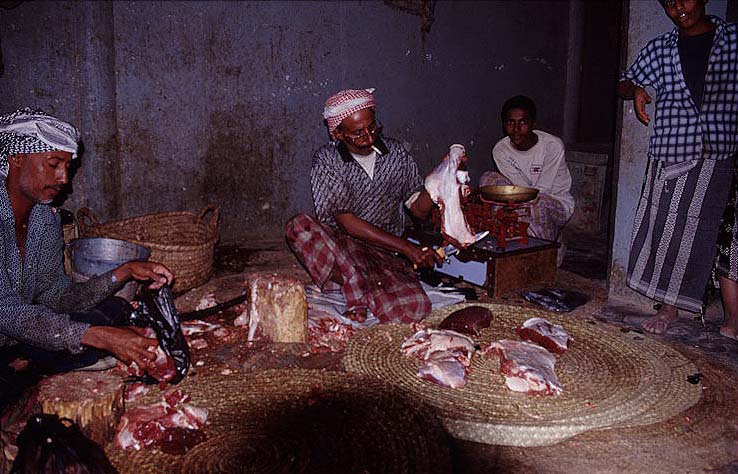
[
  {"left": 11, "top": 414, "right": 117, "bottom": 474},
  {"left": 129, "top": 285, "right": 190, "bottom": 385},
  {"left": 520, "top": 288, "right": 589, "bottom": 313}
]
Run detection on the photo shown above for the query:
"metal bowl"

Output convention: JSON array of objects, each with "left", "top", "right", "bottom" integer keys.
[{"left": 479, "top": 185, "right": 539, "bottom": 203}]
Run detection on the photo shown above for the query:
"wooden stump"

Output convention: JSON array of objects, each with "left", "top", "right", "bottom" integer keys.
[
  {"left": 243, "top": 272, "right": 308, "bottom": 343},
  {"left": 36, "top": 371, "right": 124, "bottom": 445}
]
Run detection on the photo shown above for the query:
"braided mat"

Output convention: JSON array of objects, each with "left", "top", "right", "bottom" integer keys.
[
  {"left": 107, "top": 369, "right": 451, "bottom": 474},
  {"left": 343, "top": 303, "right": 702, "bottom": 446}
]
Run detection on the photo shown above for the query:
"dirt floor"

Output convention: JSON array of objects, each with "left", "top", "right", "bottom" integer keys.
[{"left": 3, "top": 237, "right": 737, "bottom": 473}]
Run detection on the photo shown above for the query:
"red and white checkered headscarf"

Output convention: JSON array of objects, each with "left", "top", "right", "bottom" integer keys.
[{"left": 323, "top": 88, "right": 376, "bottom": 135}]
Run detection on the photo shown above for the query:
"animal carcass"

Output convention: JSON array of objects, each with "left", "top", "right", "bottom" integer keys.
[{"left": 424, "top": 144, "right": 476, "bottom": 248}]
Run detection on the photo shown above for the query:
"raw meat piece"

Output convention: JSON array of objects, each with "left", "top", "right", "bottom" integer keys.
[
  {"left": 188, "top": 338, "right": 209, "bottom": 350},
  {"left": 124, "top": 383, "right": 149, "bottom": 404},
  {"left": 485, "top": 340, "right": 562, "bottom": 396},
  {"left": 307, "top": 311, "right": 357, "bottom": 353},
  {"left": 148, "top": 346, "right": 176, "bottom": 383},
  {"left": 195, "top": 293, "right": 217, "bottom": 311},
  {"left": 213, "top": 327, "right": 230, "bottom": 339},
  {"left": 156, "top": 427, "right": 208, "bottom": 455},
  {"left": 402, "top": 328, "right": 476, "bottom": 388},
  {"left": 424, "top": 144, "right": 476, "bottom": 248},
  {"left": 438, "top": 306, "right": 492, "bottom": 336},
  {"left": 164, "top": 389, "right": 189, "bottom": 406},
  {"left": 401, "top": 328, "right": 475, "bottom": 366},
  {"left": 181, "top": 319, "right": 222, "bottom": 336},
  {"left": 516, "top": 317, "right": 572, "bottom": 354},
  {"left": 115, "top": 390, "right": 208, "bottom": 451},
  {"left": 417, "top": 352, "right": 469, "bottom": 388}
]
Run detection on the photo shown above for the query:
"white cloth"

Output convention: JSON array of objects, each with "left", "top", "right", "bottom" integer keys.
[
  {"left": 0, "top": 108, "right": 80, "bottom": 178},
  {"left": 350, "top": 150, "right": 377, "bottom": 179},
  {"left": 490, "top": 130, "right": 574, "bottom": 218},
  {"left": 305, "top": 282, "right": 466, "bottom": 329},
  {"left": 0, "top": 114, "right": 79, "bottom": 157}
]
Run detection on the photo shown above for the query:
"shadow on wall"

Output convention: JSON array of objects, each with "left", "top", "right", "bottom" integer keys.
[{"left": 201, "top": 104, "right": 296, "bottom": 240}]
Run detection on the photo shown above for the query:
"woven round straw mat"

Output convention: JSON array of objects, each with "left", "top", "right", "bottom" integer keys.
[
  {"left": 107, "top": 369, "right": 451, "bottom": 474},
  {"left": 342, "top": 303, "right": 702, "bottom": 447}
]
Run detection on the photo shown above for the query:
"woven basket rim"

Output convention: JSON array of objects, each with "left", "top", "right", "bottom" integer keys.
[{"left": 77, "top": 206, "right": 219, "bottom": 245}]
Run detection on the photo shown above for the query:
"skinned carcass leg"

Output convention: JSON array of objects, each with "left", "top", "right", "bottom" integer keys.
[{"left": 424, "top": 144, "right": 476, "bottom": 248}]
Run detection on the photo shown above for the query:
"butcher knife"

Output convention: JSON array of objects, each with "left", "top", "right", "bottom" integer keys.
[{"left": 409, "top": 231, "right": 489, "bottom": 269}]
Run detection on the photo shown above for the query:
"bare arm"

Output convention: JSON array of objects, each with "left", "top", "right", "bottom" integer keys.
[
  {"left": 81, "top": 326, "right": 158, "bottom": 369},
  {"left": 335, "top": 213, "right": 441, "bottom": 268},
  {"left": 617, "top": 79, "right": 653, "bottom": 125},
  {"left": 408, "top": 188, "right": 436, "bottom": 221}
]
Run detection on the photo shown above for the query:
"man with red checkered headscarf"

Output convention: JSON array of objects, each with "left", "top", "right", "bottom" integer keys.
[{"left": 286, "top": 88, "right": 442, "bottom": 324}]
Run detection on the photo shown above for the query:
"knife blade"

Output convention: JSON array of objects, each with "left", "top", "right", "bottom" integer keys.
[{"left": 438, "top": 231, "right": 489, "bottom": 258}]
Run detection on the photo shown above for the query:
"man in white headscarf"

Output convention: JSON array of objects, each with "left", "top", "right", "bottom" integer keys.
[{"left": 0, "top": 108, "right": 173, "bottom": 409}]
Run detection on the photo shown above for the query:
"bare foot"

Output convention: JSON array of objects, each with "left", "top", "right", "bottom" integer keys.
[
  {"left": 641, "top": 304, "right": 679, "bottom": 334},
  {"left": 344, "top": 308, "right": 367, "bottom": 323}
]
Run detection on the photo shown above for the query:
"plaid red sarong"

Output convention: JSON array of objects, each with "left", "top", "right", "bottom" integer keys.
[{"left": 285, "top": 214, "right": 430, "bottom": 323}]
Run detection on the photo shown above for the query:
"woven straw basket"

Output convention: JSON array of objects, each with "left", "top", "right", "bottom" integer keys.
[{"left": 77, "top": 206, "right": 220, "bottom": 294}]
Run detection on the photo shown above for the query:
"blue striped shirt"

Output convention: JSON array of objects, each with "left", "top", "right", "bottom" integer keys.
[
  {"left": 622, "top": 17, "right": 738, "bottom": 171},
  {"left": 0, "top": 185, "right": 123, "bottom": 353}
]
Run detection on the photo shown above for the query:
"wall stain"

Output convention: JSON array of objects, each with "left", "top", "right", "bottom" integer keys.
[{"left": 201, "top": 104, "right": 295, "bottom": 240}]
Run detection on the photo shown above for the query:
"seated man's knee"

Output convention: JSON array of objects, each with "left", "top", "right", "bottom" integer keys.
[
  {"left": 479, "top": 171, "right": 511, "bottom": 188},
  {"left": 285, "top": 214, "right": 313, "bottom": 241}
]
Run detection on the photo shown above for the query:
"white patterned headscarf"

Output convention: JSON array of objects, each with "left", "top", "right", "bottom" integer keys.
[{"left": 0, "top": 107, "right": 80, "bottom": 178}]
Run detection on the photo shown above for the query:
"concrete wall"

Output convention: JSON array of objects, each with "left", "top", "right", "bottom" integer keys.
[
  {"left": 0, "top": 0, "right": 569, "bottom": 241},
  {"left": 609, "top": 0, "right": 728, "bottom": 299}
]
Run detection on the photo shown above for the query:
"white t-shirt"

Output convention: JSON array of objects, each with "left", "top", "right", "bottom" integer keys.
[
  {"left": 492, "top": 130, "right": 575, "bottom": 217},
  {"left": 350, "top": 150, "right": 377, "bottom": 179}
]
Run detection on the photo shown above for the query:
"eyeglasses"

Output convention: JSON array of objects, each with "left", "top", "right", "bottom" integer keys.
[{"left": 342, "top": 120, "right": 383, "bottom": 143}]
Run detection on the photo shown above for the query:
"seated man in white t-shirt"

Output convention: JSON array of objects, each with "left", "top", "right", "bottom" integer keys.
[{"left": 479, "top": 95, "right": 574, "bottom": 254}]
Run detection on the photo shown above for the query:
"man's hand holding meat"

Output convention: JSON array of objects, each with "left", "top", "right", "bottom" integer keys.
[{"left": 81, "top": 326, "right": 158, "bottom": 370}]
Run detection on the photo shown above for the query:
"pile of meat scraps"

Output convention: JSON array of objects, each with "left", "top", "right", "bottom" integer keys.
[
  {"left": 401, "top": 327, "right": 476, "bottom": 388},
  {"left": 115, "top": 389, "right": 208, "bottom": 453},
  {"left": 307, "top": 310, "right": 359, "bottom": 353},
  {"left": 485, "top": 317, "right": 573, "bottom": 396}
]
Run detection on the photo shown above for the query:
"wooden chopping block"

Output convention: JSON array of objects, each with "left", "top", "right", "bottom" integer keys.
[
  {"left": 243, "top": 272, "right": 308, "bottom": 343},
  {"left": 36, "top": 371, "right": 124, "bottom": 445}
]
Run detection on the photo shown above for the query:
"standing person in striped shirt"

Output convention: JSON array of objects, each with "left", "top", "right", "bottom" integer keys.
[
  {"left": 617, "top": 0, "right": 738, "bottom": 335},
  {"left": 286, "top": 88, "right": 443, "bottom": 324}
]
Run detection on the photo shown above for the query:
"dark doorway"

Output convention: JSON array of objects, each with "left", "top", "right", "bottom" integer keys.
[{"left": 560, "top": 0, "right": 625, "bottom": 281}]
